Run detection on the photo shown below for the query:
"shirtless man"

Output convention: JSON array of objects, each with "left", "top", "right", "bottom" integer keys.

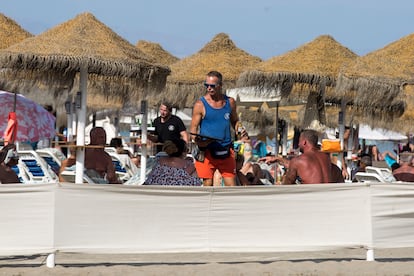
[
  {"left": 392, "top": 152, "right": 414, "bottom": 182},
  {"left": 85, "top": 127, "right": 120, "bottom": 184},
  {"left": 259, "top": 129, "right": 333, "bottom": 184}
]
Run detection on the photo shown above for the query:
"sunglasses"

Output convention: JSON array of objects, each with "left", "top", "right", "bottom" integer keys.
[{"left": 204, "top": 82, "right": 218, "bottom": 89}]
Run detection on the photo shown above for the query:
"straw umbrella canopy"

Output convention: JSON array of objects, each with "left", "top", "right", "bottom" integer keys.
[
  {"left": 0, "top": 12, "right": 169, "bottom": 104},
  {"left": 0, "top": 13, "right": 33, "bottom": 94},
  {"left": 0, "top": 12, "right": 170, "bottom": 183},
  {"left": 136, "top": 40, "right": 179, "bottom": 65},
  {"left": 153, "top": 33, "right": 262, "bottom": 109},
  {"left": 0, "top": 13, "right": 32, "bottom": 49},
  {"left": 236, "top": 35, "right": 358, "bottom": 128},
  {"left": 336, "top": 33, "right": 414, "bottom": 132}
]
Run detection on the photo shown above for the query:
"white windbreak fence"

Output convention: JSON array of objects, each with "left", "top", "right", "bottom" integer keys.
[{"left": 0, "top": 183, "right": 413, "bottom": 256}]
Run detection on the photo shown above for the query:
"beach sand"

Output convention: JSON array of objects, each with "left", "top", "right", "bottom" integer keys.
[{"left": 1, "top": 248, "right": 414, "bottom": 275}]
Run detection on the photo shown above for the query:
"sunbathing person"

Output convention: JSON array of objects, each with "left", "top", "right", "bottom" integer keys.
[
  {"left": 58, "top": 142, "right": 77, "bottom": 182},
  {"left": 0, "top": 144, "right": 20, "bottom": 184},
  {"left": 392, "top": 152, "right": 414, "bottom": 182},
  {"left": 259, "top": 129, "right": 333, "bottom": 184},
  {"left": 235, "top": 153, "right": 266, "bottom": 185},
  {"left": 85, "top": 127, "right": 121, "bottom": 184},
  {"left": 109, "top": 137, "right": 140, "bottom": 169}
]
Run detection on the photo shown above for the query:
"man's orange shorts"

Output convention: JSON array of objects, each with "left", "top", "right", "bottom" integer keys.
[{"left": 195, "top": 148, "right": 236, "bottom": 178}]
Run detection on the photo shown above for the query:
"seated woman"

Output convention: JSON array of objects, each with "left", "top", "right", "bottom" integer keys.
[{"left": 144, "top": 139, "right": 201, "bottom": 186}]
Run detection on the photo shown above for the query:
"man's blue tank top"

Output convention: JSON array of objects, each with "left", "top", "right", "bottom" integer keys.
[{"left": 200, "top": 95, "right": 232, "bottom": 148}]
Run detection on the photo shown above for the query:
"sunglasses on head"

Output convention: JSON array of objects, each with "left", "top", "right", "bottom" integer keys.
[{"left": 204, "top": 82, "right": 218, "bottom": 89}]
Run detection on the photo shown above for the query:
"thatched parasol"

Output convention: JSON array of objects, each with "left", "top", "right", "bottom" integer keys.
[
  {"left": 0, "top": 12, "right": 169, "bottom": 99},
  {"left": 136, "top": 40, "right": 179, "bottom": 65},
  {"left": 236, "top": 35, "right": 358, "bottom": 129},
  {"left": 0, "top": 12, "right": 170, "bottom": 183},
  {"left": 153, "top": 33, "right": 262, "bottom": 109},
  {"left": 0, "top": 13, "right": 32, "bottom": 49},
  {"left": 336, "top": 33, "right": 414, "bottom": 131},
  {"left": 0, "top": 13, "right": 33, "bottom": 102}
]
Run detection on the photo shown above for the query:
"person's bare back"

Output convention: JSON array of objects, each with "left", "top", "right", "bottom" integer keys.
[
  {"left": 84, "top": 127, "right": 120, "bottom": 184},
  {"left": 284, "top": 150, "right": 332, "bottom": 184}
]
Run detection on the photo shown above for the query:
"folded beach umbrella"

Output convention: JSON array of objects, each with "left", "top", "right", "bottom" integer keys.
[
  {"left": 136, "top": 40, "right": 179, "bottom": 66},
  {"left": 3, "top": 111, "right": 18, "bottom": 145},
  {"left": 157, "top": 33, "right": 262, "bottom": 109},
  {"left": 0, "top": 12, "right": 170, "bottom": 183},
  {"left": 336, "top": 32, "right": 414, "bottom": 133}
]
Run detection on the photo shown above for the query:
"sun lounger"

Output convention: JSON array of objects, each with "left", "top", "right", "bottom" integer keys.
[
  {"left": 365, "top": 166, "right": 396, "bottom": 182},
  {"left": 17, "top": 150, "right": 58, "bottom": 183},
  {"left": 355, "top": 172, "right": 385, "bottom": 183}
]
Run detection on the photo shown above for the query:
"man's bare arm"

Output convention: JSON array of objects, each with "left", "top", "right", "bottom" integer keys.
[
  {"left": 229, "top": 97, "right": 239, "bottom": 129},
  {"left": 105, "top": 155, "right": 120, "bottom": 184},
  {"left": 283, "top": 159, "right": 298, "bottom": 184},
  {"left": 190, "top": 100, "right": 203, "bottom": 140},
  {"left": 180, "top": 130, "right": 189, "bottom": 144}
]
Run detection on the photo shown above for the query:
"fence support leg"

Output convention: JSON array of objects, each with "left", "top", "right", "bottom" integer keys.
[
  {"left": 46, "top": 253, "right": 55, "bottom": 268},
  {"left": 366, "top": 248, "right": 375, "bottom": 261}
]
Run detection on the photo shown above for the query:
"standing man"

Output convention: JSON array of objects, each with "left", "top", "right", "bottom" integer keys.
[
  {"left": 148, "top": 102, "right": 188, "bottom": 153},
  {"left": 190, "top": 71, "right": 246, "bottom": 186},
  {"left": 260, "top": 129, "right": 333, "bottom": 184}
]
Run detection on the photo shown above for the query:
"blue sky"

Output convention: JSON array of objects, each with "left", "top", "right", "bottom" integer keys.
[{"left": 2, "top": 0, "right": 414, "bottom": 60}]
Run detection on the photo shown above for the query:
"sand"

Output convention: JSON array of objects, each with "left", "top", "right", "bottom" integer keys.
[{"left": 1, "top": 248, "right": 414, "bottom": 275}]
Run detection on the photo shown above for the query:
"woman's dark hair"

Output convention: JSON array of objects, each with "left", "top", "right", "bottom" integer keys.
[
  {"left": 162, "top": 139, "right": 186, "bottom": 157},
  {"left": 109, "top": 137, "right": 123, "bottom": 148}
]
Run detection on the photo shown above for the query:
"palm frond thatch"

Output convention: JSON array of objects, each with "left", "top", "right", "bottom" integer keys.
[
  {"left": 259, "top": 35, "right": 357, "bottom": 77},
  {"left": 155, "top": 33, "right": 262, "bottom": 109},
  {"left": 0, "top": 12, "right": 170, "bottom": 101},
  {"left": 237, "top": 35, "right": 357, "bottom": 99},
  {"left": 0, "top": 13, "right": 33, "bottom": 49},
  {"left": 136, "top": 40, "right": 179, "bottom": 65},
  {"left": 335, "top": 32, "right": 414, "bottom": 124}
]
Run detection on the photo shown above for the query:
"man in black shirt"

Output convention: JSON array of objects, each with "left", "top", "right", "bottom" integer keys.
[{"left": 148, "top": 102, "right": 188, "bottom": 153}]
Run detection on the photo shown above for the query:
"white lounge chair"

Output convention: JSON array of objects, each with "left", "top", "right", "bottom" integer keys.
[
  {"left": 17, "top": 150, "right": 59, "bottom": 183},
  {"left": 355, "top": 172, "right": 385, "bottom": 183},
  {"left": 365, "top": 166, "right": 396, "bottom": 182}
]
